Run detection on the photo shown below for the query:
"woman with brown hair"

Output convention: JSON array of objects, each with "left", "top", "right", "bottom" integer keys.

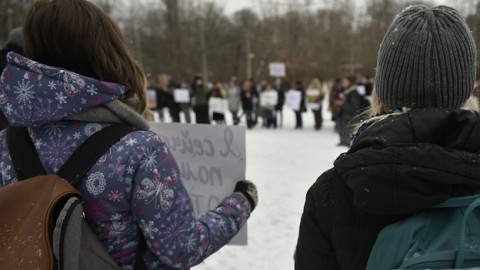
[{"left": 0, "top": 0, "right": 257, "bottom": 269}]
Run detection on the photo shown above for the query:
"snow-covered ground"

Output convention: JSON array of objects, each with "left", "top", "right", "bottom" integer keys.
[{"left": 190, "top": 108, "right": 346, "bottom": 270}]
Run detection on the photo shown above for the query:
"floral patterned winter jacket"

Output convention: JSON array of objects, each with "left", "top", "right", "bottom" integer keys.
[{"left": 0, "top": 53, "right": 251, "bottom": 269}]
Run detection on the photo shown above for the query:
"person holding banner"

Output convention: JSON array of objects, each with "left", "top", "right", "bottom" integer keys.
[
  {"left": 338, "top": 77, "right": 367, "bottom": 146},
  {"left": 226, "top": 77, "right": 241, "bottom": 125},
  {"left": 166, "top": 79, "right": 181, "bottom": 123},
  {"left": 175, "top": 81, "right": 192, "bottom": 123},
  {"left": 241, "top": 79, "right": 258, "bottom": 129},
  {"left": 294, "top": 80, "right": 306, "bottom": 129},
  {"left": 306, "top": 78, "right": 326, "bottom": 130},
  {"left": 0, "top": 0, "right": 258, "bottom": 269},
  {"left": 152, "top": 74, "right": 171, "bottom": 122},
  {"left": 191, "top": 75, "right": 211, "bottom": 124},
  {"left": 274, "top": 78, "right": 287, "bottom": 128},
  {"left": 260, "top": 83, "right": 278, "bottom": 128},
  {"left": 210, "top": 82, "right": 227, "bottom": 125}
]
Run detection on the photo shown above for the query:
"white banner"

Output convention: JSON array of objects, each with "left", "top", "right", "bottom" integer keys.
[
  {"left": 268, "top": 62, "right": 286, "bottom": 77},
  {"left": 357, "top": 85, "right": 366, "bottom": 96},
  {"left": 149, "top": 123, "right": 247, "bottom": 245},
  {"left": 285, "top": 90, "right": 302, "bottom": 111},
  {"left": 306, "top": 88, "right": 321, "bottom": 110},
  {"left": 260, "top": 90, "right": 278, "bottom": 107},
  {"left": 174, "top": 89, "right": 190, "bottom": 103},
  {"left": 209, "top": 97, "right": 228, "bottom": 113}
]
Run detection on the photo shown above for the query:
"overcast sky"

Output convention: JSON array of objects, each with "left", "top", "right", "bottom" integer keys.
[{"left": 210, "top": 0, "right": 462, "bottom": 15}]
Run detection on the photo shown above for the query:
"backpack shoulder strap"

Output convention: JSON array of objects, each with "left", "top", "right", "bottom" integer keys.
[
  {"left": 429, "top": 194, "right": 480, "bottom": 208},
  {"left": 7, "top": 125, "right": 137, "bottom": 184},
  {"left": 7, "top": 126, "right": 47, "bottom": 180},
  {"left": 57, "top": 125, "right": 137, "bottom": 186}
]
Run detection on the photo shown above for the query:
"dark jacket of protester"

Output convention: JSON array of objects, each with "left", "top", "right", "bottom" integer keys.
[
  {"left": 240, "top": 84, "right": 257, "bottom": 111},
  {"left": 296, "top": 5, "right": 479, "bottom": 269},
  {"left": 191, "top": 78, "right": 210, "bottom": 124},
  {"left": 0, "top": 27, "right": 24, "bottom": 71},
  {"left": 338, "top": 85, "right": 366, "bottom": 145},
  {"left": 0, "top": 43, "right": 23, "bottom": 71},
  {"left": 295, "top": 108, "right": 480, "bottom": 269}
]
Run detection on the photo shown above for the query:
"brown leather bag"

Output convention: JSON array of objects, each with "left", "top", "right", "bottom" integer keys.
[
  {"left": 0, "top": 125, "right": 137, "bottom": 270},
  {"left": 0, "top": 175, "right": 79, "bottom": 269}
]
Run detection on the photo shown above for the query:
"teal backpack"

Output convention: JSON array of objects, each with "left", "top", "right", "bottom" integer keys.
[{"left": 366, "top": 194, "right": 480, "bottom": 269}]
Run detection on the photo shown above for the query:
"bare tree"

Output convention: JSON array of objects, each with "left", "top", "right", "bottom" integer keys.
[{"left": 5, "top": 0, "right": 477, "bottom": 85}]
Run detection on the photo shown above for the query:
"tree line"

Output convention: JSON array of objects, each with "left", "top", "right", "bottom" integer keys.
[{"left": 3, "top": 0, "right": 480, "bottom": 84}]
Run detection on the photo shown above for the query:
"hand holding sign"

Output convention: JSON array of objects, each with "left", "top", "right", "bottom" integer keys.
[
  {"left": 234, "top": 180, "right": 258, "bottom": 211},
  {"left": 149, "top": 123, "right": 249, "bottom": 245}
]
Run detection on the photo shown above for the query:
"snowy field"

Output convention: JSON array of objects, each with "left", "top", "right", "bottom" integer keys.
[{"left": 185, "top": 107, "right": 347, "bottom": 270}]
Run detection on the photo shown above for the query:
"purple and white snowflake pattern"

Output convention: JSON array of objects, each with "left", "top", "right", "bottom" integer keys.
[{"left": 0, "top": 52, "right": 252, "bottom": 269}]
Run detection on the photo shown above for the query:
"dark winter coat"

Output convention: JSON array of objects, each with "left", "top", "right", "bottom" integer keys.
[
  {"left": 295, "top": 108, "right": 480, "bottom": 269},
  {"left": 153, "top": 86, "right": 169, "bottom": 109},
  {"left": 295, "top": 86, "right": 307, "bottom": 113},
  {"left": 340, "top": 86, "right": 366, "bottom": 126},
  {"left": 191, "top": 83, "right": 209, "bottom": 106},
  {"left": 241, "top": 86, "right": 258, "bottom": 111},
  {"left": 274, "top": 84, "right": 286, "bottom": 111}
]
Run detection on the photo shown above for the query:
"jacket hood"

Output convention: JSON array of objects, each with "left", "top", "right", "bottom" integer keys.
[
  {"left": 0, "top": 52, "right": 127, "bottom": 127},
  {"left": 334, "top": 108, "right": 480, "bottom": 216}
]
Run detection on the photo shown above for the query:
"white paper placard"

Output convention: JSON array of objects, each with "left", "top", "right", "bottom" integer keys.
[
  {"left": 269, "top": 62, "right": 286, "bottom": 77},
  {"left": 174, "top": 88, "right": 190, "bottom": 103},
  {"left": 357, "top": 85, "right": 366, "bottom": 96},
  {"left": 306, "top": 88, "right": 321, "bottom": 98},
  {"left": 260, "top": 90, "right": 278, "bottom": 107},
  {"left": 149, "top": 123, "right": 247, "bottom": 245},
  {"left": 209, "top": 97, "right": 228, "bottom": 113},
  {"left": 285, "top": 90, "right": 302, "bottom": 111},
  {"left": 306, "top": 88, "right": 321, "bottom": 110}
]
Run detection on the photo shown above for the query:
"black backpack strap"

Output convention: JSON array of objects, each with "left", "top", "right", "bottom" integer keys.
[
  {"left": 57, "top": 124, "right": 137, "bottom": 185},
  {"left": 134, "top": 236, "right": 147, "bottom": 270},
  {"left": 7, "top": 125, "right": 137, "bottom": 184},
  {"left": 7, "top": 126, "right": 47, "bottom": 180}
]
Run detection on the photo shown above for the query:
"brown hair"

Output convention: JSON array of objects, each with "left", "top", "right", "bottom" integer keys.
[{"left": 23, "top": 0, "right": 147, "bottom": 113}]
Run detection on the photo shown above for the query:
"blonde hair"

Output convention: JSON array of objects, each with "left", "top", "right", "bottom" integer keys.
[
  {"left": 155, "top": 74, "right": 171, "bottom": 88},
  {"left": 352, "top": 89, "right": 480, "bottom": 134},
  {"left": 307, "top": 78, "right": 322, "bottom": 89},
  {"left": 24, "top": 0, "right": 147, "bottom": 114}
]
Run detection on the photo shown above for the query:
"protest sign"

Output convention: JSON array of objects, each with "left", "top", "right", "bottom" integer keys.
[
  {"left": 306, "top": 88, "right": 321, "bottom": 110},
  {"left": 269, "top": 62, "right": 286, "bottom": 77},
  {"left": 285, "top": 89, "right": 302, "bottom": 111},
  {"left": 147, "top": 89, "right": 157, "bottom": 109},
  {"left": 357, "top": 85, "right": 366, "bottom": 96},
  {"left": 149, "top": 123, "right": 247, "bottom": 245},
  {"left": 174, "top": 88, "right": 190, "bottom": 103},
  {"left": 209, "top": 97, "right": 228, "bottom": 113},
  {"left": 260, "top": 90, "right": 278, "bottom": 107}
]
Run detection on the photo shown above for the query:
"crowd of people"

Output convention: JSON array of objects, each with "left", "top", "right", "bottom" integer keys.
[
  {"left": 1, "top": 1, "right": 480, "bottom": 270},
  {"left": 147, "top": 72, "right": 375, "bottom": 146}
]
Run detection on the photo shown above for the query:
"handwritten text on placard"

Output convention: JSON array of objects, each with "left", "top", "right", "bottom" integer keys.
[{"left": 149, "top": 123, "right": 247, "bottom": 245}]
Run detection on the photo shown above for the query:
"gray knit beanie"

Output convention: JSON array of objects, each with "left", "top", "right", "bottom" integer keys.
[{"left": 375, "top": 5, "right": 477, "bottom": 109}]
